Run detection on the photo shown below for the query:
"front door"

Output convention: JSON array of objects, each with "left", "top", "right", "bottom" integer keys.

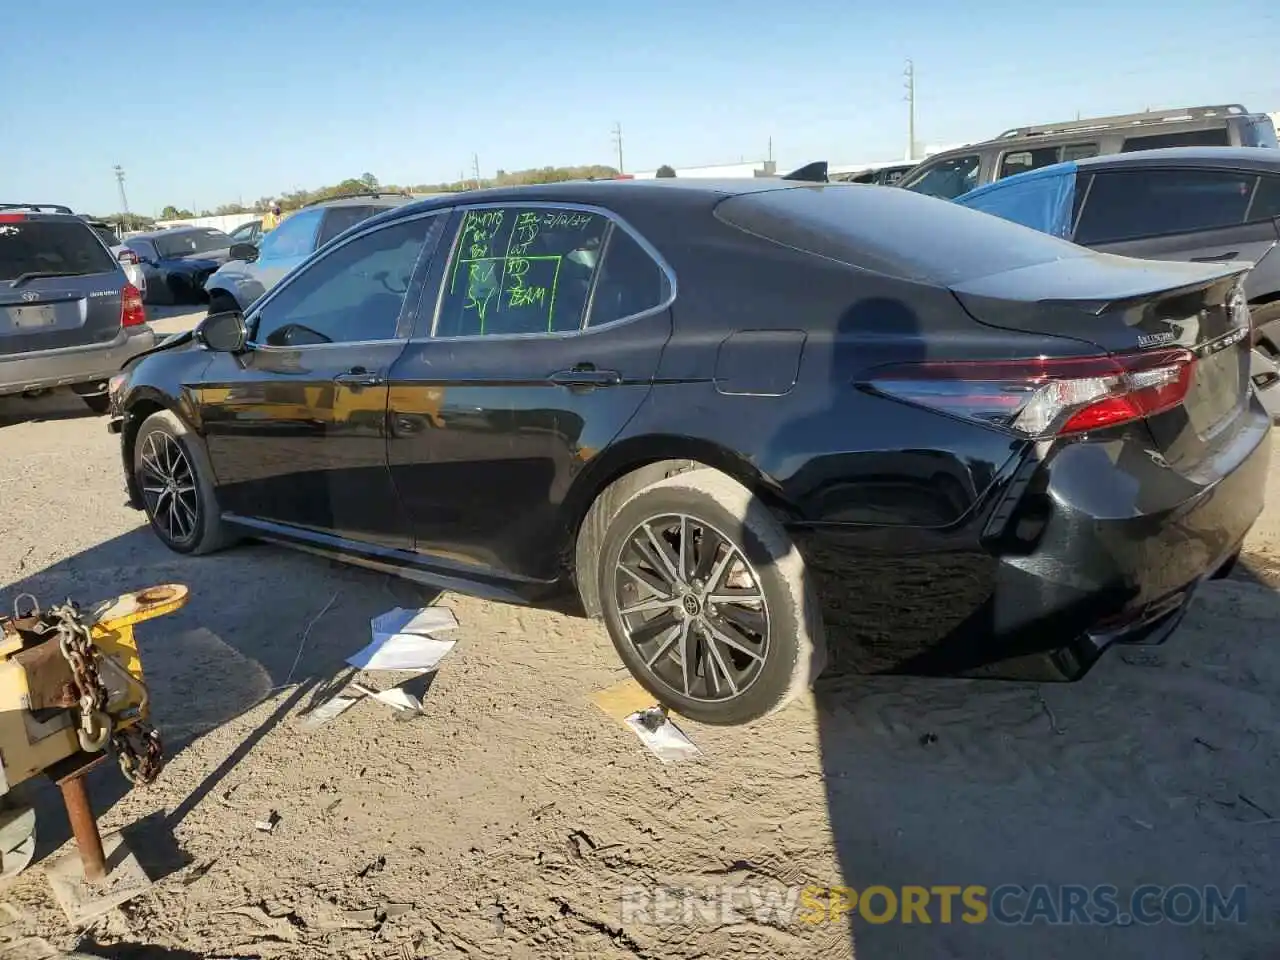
[
  {"left": 197, "top": 212, "right": 446, "bottom": 549},
  {"left": 386, "top": 204, "right": 675, "bottom": 582}
]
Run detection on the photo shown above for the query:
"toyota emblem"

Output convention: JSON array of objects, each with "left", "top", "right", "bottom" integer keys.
[{"left": 20, "top": 291, "right": 38, "bottom": 302}]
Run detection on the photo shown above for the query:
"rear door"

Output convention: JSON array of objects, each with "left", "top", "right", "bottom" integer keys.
[
  {"left": 0, "top": 215, "right": 125, "bottom": 357},
  {"left": 1074, "top": 167, "right": 1280, "bottom": 297},
  {"left": 315, "top": 205, "right": 383, "bottom": 250},
  {"left": 386, "top": 203, "right": 675, "bottom": 582}
]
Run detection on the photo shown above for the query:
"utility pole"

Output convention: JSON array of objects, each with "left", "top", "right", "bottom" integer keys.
[
  {"left": 113, "top": 164, "right": 130, "bottom": 222},
  {"left": 611, "top": 122, "right": 624, "bottom": 175},
  {"left": 768, "top": 136, "right": 773, "bottom": 163},
  {"left": 471, "top": 154, "right": 481, "bottom": 190},
  {"left": 903, "top": 60, "right": 916, "bottom": 162}
]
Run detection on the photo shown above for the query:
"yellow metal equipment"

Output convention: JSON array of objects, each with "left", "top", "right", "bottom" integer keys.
[{"left": 0, "top": 584, "right": 186, "bottom": 879}]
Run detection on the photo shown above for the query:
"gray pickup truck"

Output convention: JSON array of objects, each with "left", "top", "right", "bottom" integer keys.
[{"left": 0, "top": 206, "right": 156, "bottom": 412}]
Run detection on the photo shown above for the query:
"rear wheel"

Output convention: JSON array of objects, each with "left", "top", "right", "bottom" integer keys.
[
  {"left": 133, "top": 410, "right": 232, "bottom": 555},
  {"left": 596, "top": 469, "right": 826, "bottom": 725}
]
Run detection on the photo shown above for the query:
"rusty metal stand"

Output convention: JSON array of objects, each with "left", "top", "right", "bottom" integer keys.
[{"left": 43, "top": 752, "right": 152, "bottom": 927}]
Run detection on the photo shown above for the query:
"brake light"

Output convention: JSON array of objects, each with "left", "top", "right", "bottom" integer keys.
[
  {"left": 0, "top": 214, "right": 26, "bottom": 223},
  {"left": 866, "top": 349, "right": 1196, "bottom": 438},
  {"left": 117, "top": 248, "right": 140, "bottom": 265},
  {"left": 121, "top": 283, "right": 147, "bottom": 328}
]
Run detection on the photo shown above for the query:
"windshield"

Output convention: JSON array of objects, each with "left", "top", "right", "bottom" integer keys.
[
  {"left": 0, "top": 219, "right": 118, "bottom": 282},
  {"left": 1244, "top": 115, "right": 1279, "bottom": 148},
  {"left": 155, "top": 228, "right": 232, "bottom": 258}
]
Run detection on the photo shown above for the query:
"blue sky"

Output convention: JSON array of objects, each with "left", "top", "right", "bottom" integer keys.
[{"left": 3, "top": 0, "right": 1275, "bottom": 215}]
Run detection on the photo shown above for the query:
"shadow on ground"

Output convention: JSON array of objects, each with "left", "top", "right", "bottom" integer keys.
[{"left": 2, "top": 525, "right": 438, "bottom": 872}]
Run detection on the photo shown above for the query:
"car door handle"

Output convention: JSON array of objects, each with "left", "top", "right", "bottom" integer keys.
[
  {"left": 1191, "top": 251, "right": 1239, "bottom": 262},
  {"left": 334, "top": 367, "right": 383, "bottom": 387},
  {"left": 550, "top": 365, "right": 622, "bottom": 388}
]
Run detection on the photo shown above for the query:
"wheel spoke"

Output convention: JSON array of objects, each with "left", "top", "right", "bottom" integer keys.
[
  {"left": 629, "top": 611, "right": 681, "bottom": 647},
  {"left": 703, "top": 617, "right": 766, "bottom": 663},
  {"left": 640, "top": 522, "right": 681, "bottom": 586},
  {"left": 715, "top": 602, "right": 766, "bottom": 639},
  {"left": 677, "top": 516, "right": 689, "bottom": 582},
  {"left": 619, "top": 595, "right": 680, "bottom": 616},
  {"left": 618, "top": 563, "right": 670, "bottom": 600},
  {"left": 645, "top": 619, "right": 686, "bottom": 668},
  {"left": 706, "top": 545, "right": 736, "bottom": 594},
  {"left": 680, "top": 618, "right": 695, "bottom": 696},
  {"left": 707, "top": 588, "right": 763, "bottom": 605},
  {"left": 703, "top": 630, "right": 739, "bottom": 694}
]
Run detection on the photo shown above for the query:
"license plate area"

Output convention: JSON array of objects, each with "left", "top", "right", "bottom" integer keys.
[
  {"left": 1185, "top": 344, "right": 1246, "bottom": 440},
  {"left": 3, "top": 305, "right": 58, "bottom": 331}
]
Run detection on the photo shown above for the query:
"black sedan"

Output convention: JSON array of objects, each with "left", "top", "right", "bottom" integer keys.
[
  {"left": 121, "top": 226, "right": 236, "bottom": 305},
  {"left": 107, "top": 179, "right": 1270, "bottom": 725}
]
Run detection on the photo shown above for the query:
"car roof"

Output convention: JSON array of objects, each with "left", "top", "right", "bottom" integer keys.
[
  {"left": 300, "top": 192, "right": 418, "bottom": 210},
  {"left": 130, "top": 225, "right": 227, "bottom": 240},
  {"left": 1073, "top": 145, "right": 1280, "bottom": 171}
]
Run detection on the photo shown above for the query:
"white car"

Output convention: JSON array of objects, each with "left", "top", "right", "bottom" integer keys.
[{"left": 87, "top": 219, "right": 147, "bottom": 299}]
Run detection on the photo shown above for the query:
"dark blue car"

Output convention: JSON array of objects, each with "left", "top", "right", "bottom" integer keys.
[{"left": 121, "top": 226, "right": 235, "bottom": 306}]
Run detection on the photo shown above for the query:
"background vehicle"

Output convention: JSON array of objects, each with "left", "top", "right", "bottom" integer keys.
[
  {"left": 204, "top": 192, "right": 414, "bottom": 313},
  {"left": 227, "top": 219, "right": 264, "bottom": 246},
  {"left": 953, "top": 146, "right": 1280, "bottom": 417},
  {"left": 901, "top": 104, "right": 1278, "bottom": 200},
  {"left": 85, "top": 217, "right": 148, "bottom": 297},
  {"left": 834, "top": 163, "right": 915, "bottom": 185},
  {"left": 121, "top": 226, "right": 236, "bottom": 305},
  {"left": 0, "top": 207, "right": 154, "bottom": 412},
  {"left": 110, "top": 180, "right": 1268, "bottom": 724}
]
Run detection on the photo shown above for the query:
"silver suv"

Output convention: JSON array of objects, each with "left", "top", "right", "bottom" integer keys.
[{"left": 0, "top": 205, "right": 157, "bottom": 413}]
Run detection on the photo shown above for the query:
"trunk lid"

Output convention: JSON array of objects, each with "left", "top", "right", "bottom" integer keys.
[
  {"left": 0, "top": 216, "right": 126, "bottom": 357},
  {"left": 951, "top": 252, "right": 1253, "bottom": 466}
]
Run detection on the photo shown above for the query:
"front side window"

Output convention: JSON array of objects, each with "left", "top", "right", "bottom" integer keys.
[
  {"left": 156, "top": 229, "right": 232, "bottom": 258},
  {"left": 435, "top": 207, "right": 610, "bottom": 337},
  {"left": 256, "top": 208, "right": 324, "bottom": 260},
  {"left": 901, "top": 154, "right": 981, "bottom": 200},
  {"left": 253, "top": 216, "right": 436, "bottom": 347},
  {"left": 1075, "top": 169, "right": 1258, "bottom": 244},
  {"left": 998, "top": 147, "right": 1060, "bottom": 180},
  {"left": 1249, "top": 175, "right": 1280, "bottom": 221}
]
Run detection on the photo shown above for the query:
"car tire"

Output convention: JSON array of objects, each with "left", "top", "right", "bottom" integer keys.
[
  {"left": 596, "top": 468, "right": 826, "bottom": 726},
  {"left": 207, "top": 291, "right": 239, "bottom": 315},
  {"left": 133, "top": 409, "right": 233, "bottom": 556},
  {"left": 81, "top": 393, "right": 110, "bottom": 415}
]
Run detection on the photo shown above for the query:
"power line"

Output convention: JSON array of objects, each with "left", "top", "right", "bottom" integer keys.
[
  {"left": 471, "top": 154, "right": 481, "bottom": 190},
  {"left": 113, "top": 165, "right": 130, "bottom": 217},
  {"left": 611, "top": 122, "right": 624, "bottom": 174}
]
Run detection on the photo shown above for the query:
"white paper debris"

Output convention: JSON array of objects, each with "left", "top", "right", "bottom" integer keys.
[
  {"left": 298, "top": 695, "right": 361, "bottom": 731},
  {"left": 623, "top": 709, "right": 701, "bottom": 763},
  {"left": 346, "top": 606, "right": 458, "bottom": 672},
  {"left": 351, "top": 682, "right": 424, "bottom": 714}
]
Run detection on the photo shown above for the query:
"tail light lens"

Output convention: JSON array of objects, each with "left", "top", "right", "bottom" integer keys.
[
  {"left": 866, "top": 349, "right": 1196, "bottom": 438},
  {"left": 121, "top": 283, "right": 147, "bottom": 328},
  {"left": 117, "top": 248, "right": 140, "bottom": 265},
  {"left": 0, "top": 214, "right": 26, "bottom": 223}
]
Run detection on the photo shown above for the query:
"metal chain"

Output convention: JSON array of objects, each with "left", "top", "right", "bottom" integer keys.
[
  {"left": 46, "top": 599, "right": 164, "bottom": 786},
  {"left": 49, "top": 600, "right": 112, "bottom": 753}
]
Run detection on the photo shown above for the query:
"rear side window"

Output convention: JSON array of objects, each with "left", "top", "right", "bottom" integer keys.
[
  {"left": 587, "top": 228, "right": 670, "bottom": 327},
  {"left": 156, "top": 229, "right": 232, "bottom": 258},
  {"left": 901, "top": 154, "right": 981, "bottom": 200},
  {"left": 957, "top": 171, "right": 1077, "bottom": 238},
  {"left": 0, "top": 219, "right": 118, "bottom": 281},
  {"left": 1249, "top": 175, "right": 1280, "bottom": 221},
  {"left": 317, "top": 205, "right": 380, "bottom": 248},
  {"left": 998, "top": 147, "right": 1060, "bottom": 180},
  {"left": 1075, "top": 169, "right": 1258, "bottom": 244},
  {"left": 1121, "top": 128, "right": 1230, "bottom": 152},
  {"left": 92, "top": 224, "right": 121, "bottom": 247},
  {"left": 435, "top": 207, "right": 610, "bottom": 337}
]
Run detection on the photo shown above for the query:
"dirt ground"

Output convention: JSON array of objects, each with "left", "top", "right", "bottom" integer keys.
[{"left": 0, "top": 322, "right": 1276, "bottom": 958}]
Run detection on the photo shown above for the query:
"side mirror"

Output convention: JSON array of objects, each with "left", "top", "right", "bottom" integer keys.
[
  {"left": 196, "top": 310, "right": 249, "bottom": 354},
  {"left": 229, "top": 242, "right": 259, "bottom": 262}
]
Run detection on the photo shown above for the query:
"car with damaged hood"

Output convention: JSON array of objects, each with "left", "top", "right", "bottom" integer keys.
[
  {"left": 121, "top": 226, "right": 236, "bottom": 306},
  {"left": 108, "top": 179, "right": 1269, "bottom": 725}
]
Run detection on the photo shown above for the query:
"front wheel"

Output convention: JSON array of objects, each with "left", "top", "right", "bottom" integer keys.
[
  {"left": 133, "top": 409, "right": 233, "bottom": 555},
  {"left": 596, "top": 468, "right": 826, "bottom": 725}
]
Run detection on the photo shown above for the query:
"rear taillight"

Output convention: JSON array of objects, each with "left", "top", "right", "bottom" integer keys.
[
  {"left": 866, "top": 349, "right": 1196, "bottom": 438},
  {"left": 117, "top": 248, "right": 140, "bottom": 265},
  {"left": 121, "top": 283, "right": 147, "bottom": 328},
  {"left": 0, "top": 214, "right": 26, "bottom": 223}
]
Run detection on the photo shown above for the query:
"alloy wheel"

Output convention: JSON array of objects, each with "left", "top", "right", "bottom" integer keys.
[
  {"left": 613, "top": 513, "right": 770, "bottom": 703},
  {"left": 138, "top": 431, "right": 200, "bottom": 545}
]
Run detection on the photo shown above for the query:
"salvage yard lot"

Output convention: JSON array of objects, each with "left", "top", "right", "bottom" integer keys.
[{"left": 0, "top": 337, "right": 1277, "bottom": 958}]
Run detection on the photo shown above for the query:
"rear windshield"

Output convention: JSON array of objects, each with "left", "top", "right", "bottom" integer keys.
[
  {"left": 155, "top": 228, "right": 231, "bottom": 258},
  {"left": 715, "top": 184, "right": 1087, "bottom": 286},
  {"left": 0, "top": 218, "right": 118, "bottom": 282},
  {"left": 1243, "top": 115, "right": 1279, "bottom": 148}
]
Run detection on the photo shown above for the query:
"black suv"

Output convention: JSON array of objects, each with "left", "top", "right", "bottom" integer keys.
[
  {"left": 900, "top": 104, "right": 1278, "bottom": 201},
  {"left": 203, "top": 192, "right": 420, "bottom": 313}
]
